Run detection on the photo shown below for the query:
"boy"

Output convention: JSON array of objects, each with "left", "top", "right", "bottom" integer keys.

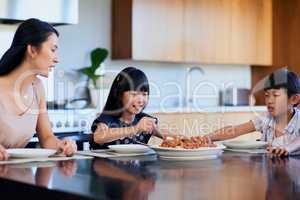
[{"left": 206, "top": 68, "right": 300, "bottom": 157}]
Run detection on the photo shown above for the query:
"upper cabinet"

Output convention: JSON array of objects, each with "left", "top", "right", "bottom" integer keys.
[
  {"left": 112, "top": 0, "right": 272, "bottom": 65},
  {"left": 132, "top": 0, "right": 185, "bottom": 62},
  {"left": 252, "top": 0, "right": 300, "bottom": 105}
]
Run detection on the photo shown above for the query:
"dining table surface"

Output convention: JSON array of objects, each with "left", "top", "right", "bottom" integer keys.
[{"left": 0, "top": 151, "right": 299, "bottom": 200}]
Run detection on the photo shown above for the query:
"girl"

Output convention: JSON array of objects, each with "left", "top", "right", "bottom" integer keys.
[
  {"left": 90, "top": 67, "right": 162, "bottom": 149},
  {"left": 205, "top": 68, "right": 300, "bottom": 157},
  {"left": 0, "top": 18, "right": 77, "bottom": 160}
]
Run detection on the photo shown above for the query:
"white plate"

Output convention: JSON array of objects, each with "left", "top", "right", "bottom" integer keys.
[
  {"left": 7, "top": 148, "right": 56, "bottom": 158},
  {"left": 108, "top": 144, "right": 151, "bottom": 154},
  {"left": 159, "top": 155, "right": 218, "bottom": 161},
  {"left": 150, "top": 144, "right": 225, "bottom": 158},
  {"left": 225, "top": 148, "right": 267, "bottom": 154},
  {"left": 222, "top": 141, "right": 268, "bottom": 149}
]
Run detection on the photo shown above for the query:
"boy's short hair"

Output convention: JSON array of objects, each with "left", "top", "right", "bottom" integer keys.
[{"left": 264, "top": 68, "right": 300, "bottom": 98}]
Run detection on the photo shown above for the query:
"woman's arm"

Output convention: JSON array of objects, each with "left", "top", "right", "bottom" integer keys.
[
  {"left": 35, "top": 79, "right": 76, "bottom": 155},
  {"left": 206, "top": 121, "right": 256, "bottom": 141},
  {"left": 93, "top": 117, "right": 156, "bottom": 144},
  {"left": 0, "top": 144, "right": 8, "bottom": 161}
]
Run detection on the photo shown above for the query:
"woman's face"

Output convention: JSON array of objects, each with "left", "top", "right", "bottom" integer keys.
[
  {"left": 31, "top": 33, "right": 59, "bottom": 77},
  {"left": 122, "top": 90, "right": 149, "bottom": 115}
]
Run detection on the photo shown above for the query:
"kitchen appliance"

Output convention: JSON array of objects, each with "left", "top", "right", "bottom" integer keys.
[
  {"left": 220, "top": 88, "right": 251, "bottom": 106},
  {"left": 0, "top": 0, "right": 78, "bottom": 25}
]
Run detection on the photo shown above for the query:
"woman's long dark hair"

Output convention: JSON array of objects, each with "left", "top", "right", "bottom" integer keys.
[
  {"left": 102, "top": 67, "right": 150, "bottom": 117},
  {"left": 0, "top": 18, "right": 59, "bottom": 76}
]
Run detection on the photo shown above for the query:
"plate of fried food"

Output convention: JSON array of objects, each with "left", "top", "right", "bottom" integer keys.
[{"left": 150, "top": 136, "right": 225, "bottom": 160}]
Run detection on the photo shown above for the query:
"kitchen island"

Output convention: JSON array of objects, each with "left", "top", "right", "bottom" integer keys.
[{"left": 0, "top": 152, "right": 299, "bottom": 200}]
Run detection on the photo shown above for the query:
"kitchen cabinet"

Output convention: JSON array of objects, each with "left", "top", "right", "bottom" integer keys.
[
  {"left": 184, "top": 0, "right": 272, "bottom": 65},
  {"left": 112, "top": 0, "right": 272, "bottom": 65},
  {"left": 132, "top": 0, "right": 185, "bottom": 62},
  {"left": 251, "top": 0, "right": 300, "bottom": 105}
]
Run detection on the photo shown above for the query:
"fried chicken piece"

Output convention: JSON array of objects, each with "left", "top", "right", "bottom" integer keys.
[{"left": 159, "top": 135, "right": 216, "bottom": 149}]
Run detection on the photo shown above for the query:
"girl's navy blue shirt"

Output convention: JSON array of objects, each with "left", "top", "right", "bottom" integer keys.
[{"left": 89, "top": 112, "right": 157, "bottom": 149}]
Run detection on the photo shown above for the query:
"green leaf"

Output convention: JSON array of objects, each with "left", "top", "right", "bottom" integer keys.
[
  {"left": 91, "top": 48, "right": 108, "bottom": 70},
  {"left": 78, "top": 47, "right": 108, "bottom": 88}
]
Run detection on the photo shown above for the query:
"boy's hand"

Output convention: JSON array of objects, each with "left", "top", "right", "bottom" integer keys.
[{"left": 267, "top": 146, "right": 289, "bottom": 157}]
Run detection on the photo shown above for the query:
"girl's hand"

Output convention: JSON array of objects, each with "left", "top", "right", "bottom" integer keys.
[
  {"left": 135, "top": 117, "right": 156, "bottom": 134},
  {"left": 58, "top": 139, "right": 77, "bottom": 157},
  {"left": 267, "top": 146, "right": 289, "bottom": 157},
  {"left": 0, "top": 144, "right": 9, "bottom": 161}
]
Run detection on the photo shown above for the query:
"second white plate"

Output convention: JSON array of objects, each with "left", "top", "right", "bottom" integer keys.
[
  {"left": 222, "top": 141, "right": 268, "bottom": 149},
  {"left": 108, "top": 144, "right": 151, "bottom": 154}
]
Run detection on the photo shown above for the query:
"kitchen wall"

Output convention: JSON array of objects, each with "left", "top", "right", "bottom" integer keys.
[
  {"left": 0, "top": 25, "right": 16, "bottom": 56},
  {"left": 0, "top": 0, "right": 251, "bottom": 110}
]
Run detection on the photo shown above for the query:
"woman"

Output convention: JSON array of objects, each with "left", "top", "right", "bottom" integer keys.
[
  {"left": 0, "top": 18, "right": 77, "bottom": 160},
  {"left": 90, "top": 67, "right": 164, "bottom": 149}
]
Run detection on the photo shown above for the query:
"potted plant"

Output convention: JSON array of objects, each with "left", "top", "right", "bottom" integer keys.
[{"left": 79, "top": 47, "right": 109, "bottom": 108}]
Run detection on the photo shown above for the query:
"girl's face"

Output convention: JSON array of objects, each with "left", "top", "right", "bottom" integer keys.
[
  {"left": 30, "top": 33, "right": 59, "bottom": 77},
  {"left": 122, "top": 90, "right": 149, "bottom": 115},
  {"left": 264, "top": 88, "right": 291, "bottom": 117}
]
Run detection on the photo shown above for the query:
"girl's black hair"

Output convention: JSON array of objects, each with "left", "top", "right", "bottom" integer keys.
[
  {"left": 102, "top": 67, "right": 150, "bottom": 117},
  {"left": 0, "top": 18, "right": 59, "bottom": 76},
  {"left": 264, "top": 68, "right": 300, "bottom": 104}
]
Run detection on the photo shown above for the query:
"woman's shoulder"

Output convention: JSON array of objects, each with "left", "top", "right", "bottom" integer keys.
[
  {"left": 32, "top": 77, "right": 45, "bottom": 101},
  {"left": 33, "top": 77, "right": 44, "bottom": 88}
]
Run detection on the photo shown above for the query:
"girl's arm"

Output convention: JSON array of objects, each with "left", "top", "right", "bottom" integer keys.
[
  {"left": 93, "top": 117, "right": 156, "bottom": 144},
  {"left": 206, "top": 121, "right": 256, "bottom": 141},
  {"left": 93, "top": 123, "right": 138, "bottom": 144}
]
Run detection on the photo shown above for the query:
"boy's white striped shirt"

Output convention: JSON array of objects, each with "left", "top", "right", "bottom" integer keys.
[{"left": 251, "top": 108, "right": 300, "bottom": 155}]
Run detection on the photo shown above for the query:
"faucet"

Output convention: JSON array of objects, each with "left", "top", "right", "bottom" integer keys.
[{"left": 185, "top": 66, "right": 205, "bottom": 109}]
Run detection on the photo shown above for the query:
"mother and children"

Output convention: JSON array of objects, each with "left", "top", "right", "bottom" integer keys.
[{"left": 0, "top": 18, "right": 299, "bottom": 161}]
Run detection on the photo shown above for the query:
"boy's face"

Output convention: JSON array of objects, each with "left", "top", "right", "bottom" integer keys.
[{"left": 264, "top": 88, "right": 291, "bottom": 117}]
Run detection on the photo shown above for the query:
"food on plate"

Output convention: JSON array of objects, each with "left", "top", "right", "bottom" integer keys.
[{"left": 160, "top": 135, "right": 216, "bottom": 149}]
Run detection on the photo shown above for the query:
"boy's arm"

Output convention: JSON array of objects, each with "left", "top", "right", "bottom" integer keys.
[
  {"left": 285, "top": 137, "right": 300, "bottom": 155},
  {"left": 206, "top": 121, "right": 256, "bottom": 141},
  {"left": 152, "top": 128, "right": 181, "bottom": 139}
]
